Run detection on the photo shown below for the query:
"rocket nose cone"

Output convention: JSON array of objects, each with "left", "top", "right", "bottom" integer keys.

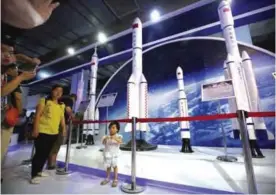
[
  {"left": 133, "top": 17, "right": 142, "bottom": 25},
  {"left": 242, "top": 51, "right": 250, "bottom": 60},
  {"left": 176, "top": 66, "right": 183, "bottom": 77},
  {"left": 218, "top": 0, "right": 229, "bottom": 9},
  {"left": 132, "top": 17, "right": 142, "bottom": 29}
]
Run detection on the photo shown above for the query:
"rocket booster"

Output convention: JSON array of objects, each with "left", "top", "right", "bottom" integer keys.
[
  {"left": 241, "top": 51, "right": 274, "bottom": 140},
  {"left": 176, "top": 66, "right": 190, "bottom": 139},
  {"left": 226, "top": 54, "right": 256, "bottom": 140},
  {"left": 125, "top": 18, "right": 148, "bottom": 132}
]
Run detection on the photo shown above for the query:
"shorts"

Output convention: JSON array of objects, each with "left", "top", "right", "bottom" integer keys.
[
  {"left": 104, "top": 156, "right": 118, "bottom": 168},
  {"left": 50, "top": 130, "right": 64, "bottom": 155}
]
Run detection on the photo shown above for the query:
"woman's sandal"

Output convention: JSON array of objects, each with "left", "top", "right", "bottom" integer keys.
[
  {"left": 112, "top": 180, "right": 118, "bottom": 187},
  {"left": 100, "top": 179, "right": 110, "bottom": 185}
]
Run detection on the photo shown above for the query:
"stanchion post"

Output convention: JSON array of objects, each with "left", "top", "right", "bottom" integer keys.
[
  {"left": 121, "top": 117, "right": 144, "bottom": 194},
  {"left": 216, "top": 101, "right": 237, "bottom": 162},
  {"left": 76, "top": 123, "right": 80, "bottom": 145},
  {"left": 99, "top": 107, "right": 109, "bottom": 152},
  {"left": 21, "top": 141, "right": 35, "bottom": 165},
  {"left": 76, "top": 122, "right": 87, "bottom": 149},
  {"left": 105, "top": 107, "right": 109, "bottom": 135},
  {"left": 237, "top": 110, "right": 258, "bottom": 194},
  {"left": 56, "top": 119, "right": 73, "bottom": 175},
  {"left": 131, "top": 117, "right": 137, "bottom": 189}
]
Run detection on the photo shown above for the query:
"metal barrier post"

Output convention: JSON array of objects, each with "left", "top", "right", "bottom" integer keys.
[
  {"left": 99, "top": 107, "right": 109, "bottom": 152},
  {"left": 121, "top": 117, "right": 144, "bottom": 194},
  {"left": 76, "top": 123, "right": 87, "bottom": 149},
  {"left": 21, "top": 141, "right": 35, "bottom": 165},
  {"left": 76, "top": 123, "right": 80, "bottom": 145},
  {"left": 217, "top": 101, "right": 237, "bottom": 162},
  {"left": 57, "top": 120, "right": 73, "bottom": 175},
  {"left": 237, "top": 110, "right": 258, "bottom": 194}
]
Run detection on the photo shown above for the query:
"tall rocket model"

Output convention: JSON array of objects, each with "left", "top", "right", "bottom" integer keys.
[
  {"left": 83, "top": 48, "right": 100, "bottom": 145},
  {"left": 89, "top": 48, "right": 100, "bottom": 136},
  {"left": 125, "top": 18, "right": 148, "bottom": 132},
  {"left": 176, "top": 66, "right": 193, "bottom": 153},
  {"left": 241, "top": 51, "right": 274, "bottom": 140},
  {"left": 223, "top": 61, "right": 240, "bottom": 139},
  {"left": 218, "top": 0, "right": 264, "bottom": 157}
]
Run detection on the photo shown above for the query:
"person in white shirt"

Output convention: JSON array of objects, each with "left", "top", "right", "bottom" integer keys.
[{"left": 100, "top": 121, "right": 122, "bottom": 187}]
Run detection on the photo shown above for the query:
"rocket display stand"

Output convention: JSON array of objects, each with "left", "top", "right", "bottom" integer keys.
[{"left": 120, "top": 137, "right": 157, "bottom": 151}]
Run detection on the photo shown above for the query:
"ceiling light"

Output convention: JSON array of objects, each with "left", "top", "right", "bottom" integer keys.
[
  {"left": 98, "top": 32, "right": 107, "bottom": 44},
  {"left": 67, "top": 47, "right": 75, "bottom": 55},
  {"left": 39, "top": 71, "right": 50, "bottom": 79},
  {"left": 150, "top": 9, "right": 160, "bottom": 22}
]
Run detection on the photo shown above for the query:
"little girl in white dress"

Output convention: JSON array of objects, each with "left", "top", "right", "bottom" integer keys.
[{"left": 101, "top": 121, "right": 122, "bottom": 187}]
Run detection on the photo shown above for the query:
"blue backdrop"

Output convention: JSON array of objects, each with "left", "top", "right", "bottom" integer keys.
[{"left": 99, "top": 39, "right": 275, "bottom": 149}]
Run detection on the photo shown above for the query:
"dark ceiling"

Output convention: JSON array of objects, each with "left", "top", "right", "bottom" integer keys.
[
  {"left": 2, "top": 0, "right": 199, "bottom": 61},
  {"left": 1, "top": 0, "right": 200, "bottom": 96},
  {"left": 1, "top": 0, "right": 275, "bottom": 97}
]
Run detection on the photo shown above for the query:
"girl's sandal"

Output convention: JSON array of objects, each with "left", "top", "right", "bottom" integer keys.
[
  {"left": 100, "top": 179, "right": 110, "bottom": 185},
  {"left": 111, "top": 180, "right": 118, "bottom": 187}
]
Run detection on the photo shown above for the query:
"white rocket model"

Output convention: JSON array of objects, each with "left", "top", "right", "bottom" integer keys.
[
  {"left": 218, "top": 1, "right": 256, "bottom": 139},
  {"left": 218, "top": 0, "right": 264, "bottom": 157},
  {"left": 176, "top": 66, "right": 193, "bottom": 153},
  {"left": 83, "top": 48, "right": 100, "bottom": 136},
  {"left": 125, "top": 18, "right": 148, "bottom": 132},
  {"left": 223, "top": 61, "right": 240, "bottom": 139},
  {"left": 241, "top": 51, "right": 274, "bottom": 140}
]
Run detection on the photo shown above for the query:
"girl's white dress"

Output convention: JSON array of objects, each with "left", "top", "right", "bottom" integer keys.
[{"left": 102, "top": 134, "right": 122, "bottom": 168}]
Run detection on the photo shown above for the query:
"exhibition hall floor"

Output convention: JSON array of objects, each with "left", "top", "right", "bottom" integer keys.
[{"left": 2, "top": 143, "right": 275, "bottom": 194}]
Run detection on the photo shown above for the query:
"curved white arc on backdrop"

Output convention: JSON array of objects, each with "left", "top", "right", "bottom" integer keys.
[
  {"left": 95, "top": 36, "right": 275, "bottom": 106},
  {"left": 23, "top": 36, "right": 275, "bottom": 87},
  {"left": 37, "top": 3, "right": 272, "bottom": 70}
]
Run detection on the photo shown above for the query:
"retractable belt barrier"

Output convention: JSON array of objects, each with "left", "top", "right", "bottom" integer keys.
[
  {"left": 72, "top": 111, "right": 275, "bottom": 124},
  {"left": 70, "top": 111, "right": 275, "bottom": 194}
]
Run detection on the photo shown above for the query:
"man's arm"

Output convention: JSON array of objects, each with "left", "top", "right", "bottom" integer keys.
[
  {"left": 33, "top": 99, "right": 45, "bottom": 137},
  {"left": 60, "top": 116, "right": 66, "bottom": 136},
  {"left": 1, "top": 72, "right": 36, "bottom": 97},
  {"left": 15, "top": 54, "right": 41, "bottom": 65},
  {"left": 14, "top": 91, "right": 23, "bottom": 114},
  {"left": 1, "top": 76, "right": 23, "bottom": 97},
  {"left": 2, "top": 0, "right": 60, "bottom": 29},
  {"left": 65, "top": 106, "right": 73, "bottom": 118}
]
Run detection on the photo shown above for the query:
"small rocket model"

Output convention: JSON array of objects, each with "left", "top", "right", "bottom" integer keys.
[
  {"left": 218, "top": 0, "right": 264, "bottom": 157},
  {"left": 176, "top": 66, "right": 193, "bottom": 153},
  {"left": 125, "top": 18, "right": 148, "bottom": 132},
  {"left": 223, "top": 61, "right": 240, "bottom": 139},
  {"left": 241, "top": 51, "right": 274, "bottom": 141}
]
